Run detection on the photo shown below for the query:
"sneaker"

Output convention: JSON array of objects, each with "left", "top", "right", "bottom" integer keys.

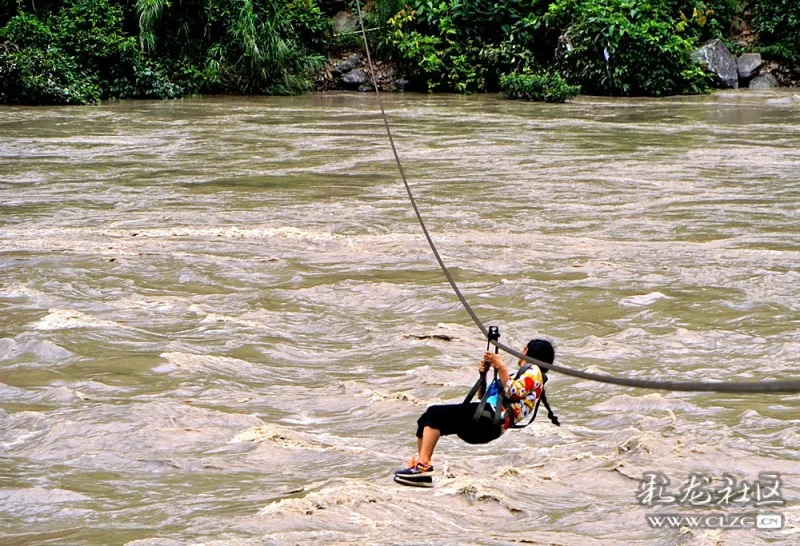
[
  {"left": 394, "top": 475, "right": 433, "bottom": 488},
  {"left": 394, "top": 456, "right": 434, "bottom": 479}
]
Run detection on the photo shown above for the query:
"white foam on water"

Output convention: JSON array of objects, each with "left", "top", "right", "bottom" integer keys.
[
  {"left": 0, "top": 338, "right": 18, "bottom": 361},
  {"left": 590, "top": 393, "right": 706, "bottom": 414},
  {"left": 0, "top": 282, "right": 49, "bottom": 301},
  {"left": 0, "top": 486, "right": 90, "bottom": 505},
  {"left": 0, "top": 337, "right": 73, "bottom": 363},
  {"left": 229, "top": 423, "right": 328, "bottom": 451},
  {"left": 157, "top": 352, "right": 277, "bottom": 380},
  {"left": 30, "top": 308, "right": 119, "bottom": 331},
  {"left": 619, "top": 291, "right": 671, "bottom": 307}
]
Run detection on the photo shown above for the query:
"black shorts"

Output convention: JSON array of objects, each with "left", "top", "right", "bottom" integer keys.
[{"left": 416, "top": 402, "right": 504, "bottom": 445}]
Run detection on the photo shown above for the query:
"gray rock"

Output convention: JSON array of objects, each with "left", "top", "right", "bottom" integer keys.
[
  {"left": 333, "top": 61, "right": 352, "bottom": 76},
  {"left": 357, "top": 84, "right": 373, "bottom": 93},
  {"left": 333, "top": 56, "right": 363, "bottom": 77},
  {"left": 737, "top": 53, "right": 763, "bottom": 80},
  {"left": 333, "top": 11, "right": 357, "bottom": 33},
  {"left": 342, "top": 68, "right": 367, "bottom": 86},
  {"left": 395, "top": 78, "right": 410, "bottom": 92},
  {"left": 749, "top": 73, "right": 780, "bottom": 88},
  {"left": 692, "top": 39, "right": 738, "bottom": 88}
]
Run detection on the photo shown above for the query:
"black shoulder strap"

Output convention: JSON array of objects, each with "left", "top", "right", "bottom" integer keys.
[
  {"left": 510, "top": 396, "right": 541, "bottom": 429},
  {"left": 515, "top": 362, "right": 533, "bottom": 380},
  {"left": 510, "top": 369, "right": 560, "bottom": 428},
  {"left": 540, "top": 390, "right": 560, "bottom": 427}
]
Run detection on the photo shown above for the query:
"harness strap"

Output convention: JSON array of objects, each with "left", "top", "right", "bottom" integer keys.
[
  {"left": 469, "top": 327, "right": 503, "bottom": 425},
  {"left": 541, "top": 390, "right": 560, "bottom": 427},
  {"left": 515, "top": 362, "right": 533, "bottom": 380},
  {"left": 473, "top": 369, "right": 502, "bottom": 425},
  {"left": 463, "top": 374, "right": 485, "bottom": 405},
  {"left": 464, "top": 376, "right": 498, "bottom": 423},
  {"left": 492, "top": 378, "right": 503, "bottom": 425},
  {"left": 510, "top": 396, "right": 541, "bottom": 429},
  {"left": 466, "top": 349, "right": 558, "bottom": 428}
]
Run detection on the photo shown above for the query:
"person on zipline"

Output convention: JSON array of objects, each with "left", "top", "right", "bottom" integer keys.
[{"left": 394, "top": 339, "right": 556, "bottom": 486}]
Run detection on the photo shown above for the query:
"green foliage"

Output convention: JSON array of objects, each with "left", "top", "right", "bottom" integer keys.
[
  {"left": 385, "top": 1, "right": 548, "bottom": 93},
  {"left": 674, "top": 0, "right": 739, "bottom": 41},
  {"left": 345, "top": 0, "right": 405, "bottom": 57},
  {"left": 285, "top": 0, "right": 333, "bottom": 53},
  {"left": 382, "top": 0, "right": 722, "bottom": 96},
  {"left": 753, "top": 0, "right": 800, "bottom": 64},
  {"left": 135, "top": 0, "right": 166, "bottom": 53},
  {"left": 500, "top": 71, "right": 580, "bottom": 102},
  {"left": 0, "top": 0, "right": 333, "bottom": 104},
  {"left": 0, "top": 42, "right": 101, "bottom": 104},
  {"left": 2, "top": 0, "right": 790, "bottom": 104},
  {"left": 1, "top": 11, "right": 53, "bottom": 48},
  {"left": 373, "top": 0, "right": 405, "bottom": 28},
  {"left": 1, "top": 3, "right": 118, "bottom": 104},
  {"left": 548, "top": 0, "right": 710, "bottom": 96},
  {"left": 134, "top": 0, "right": 331, "bottom": 95},
  {"left": 387, "top": 6, "right": 445, "bottom": 90},
  {"left": 0, "top": 0, "right": 184, "bottom": 104}
]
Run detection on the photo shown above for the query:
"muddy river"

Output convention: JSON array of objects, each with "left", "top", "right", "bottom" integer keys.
[{"left": 1, "top": 90, "right": 799, "bottom": 545}]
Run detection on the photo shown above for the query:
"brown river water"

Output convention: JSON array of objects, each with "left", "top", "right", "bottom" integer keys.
[{"left": 1, "top": 91, "right": 799, "bottom": 545}]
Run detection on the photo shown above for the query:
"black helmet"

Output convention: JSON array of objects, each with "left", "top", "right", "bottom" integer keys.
[{"left": 526, "top": 339, "right": 555, "bottom": 371}]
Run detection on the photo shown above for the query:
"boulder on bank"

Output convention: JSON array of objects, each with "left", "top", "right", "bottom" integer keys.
[
  {"left": 333, "top": 54, "right": 362, "bottom": 76},
  {"left": 749, "top": 73, "right": 780, "bottom": 89},
  {"left": 692, "top": 39, "right": 738, "bottom": 88},
  {"left": 737, "top": 53, "right": 763, "bottom": 80},
  {"left": 342, "top": 68, "right": 368, "bottom": 87},
  {"left": 314, "top": 53, "right": 409, "bottom": 93},
  {"left": 315, "top": 52, "right": 407, "bottom": 93}
]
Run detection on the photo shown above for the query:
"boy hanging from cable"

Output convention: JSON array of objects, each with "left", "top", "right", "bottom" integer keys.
[{"left": 394, "top": 333, "right": 559, "bottom": 487}]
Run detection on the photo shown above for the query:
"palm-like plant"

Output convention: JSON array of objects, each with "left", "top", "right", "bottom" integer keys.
[
  {"left": 135, "top": 0, "right": 166, "bottom": 53},
  {"left": 132, "top": 0, "right": 328, "bottom": 94}
]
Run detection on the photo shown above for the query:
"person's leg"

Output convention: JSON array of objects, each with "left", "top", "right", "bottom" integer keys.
[
  {"left": 398, "top": 404, "right": 481, "bottom": 481},
  {"left": 411, "top": 403, "right": 477, "bottom": 465},
  {"left": 418, "top": 426, "right": 440, "bottom": 465}
]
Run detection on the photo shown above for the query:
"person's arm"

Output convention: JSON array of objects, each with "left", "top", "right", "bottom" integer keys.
[
  {"left": 484, "top": 352, "right": 541, "bottom": 401},
  {"left": 483, "top": 352, "right": 511, "bottom": 384},
  {"left": 477, "top": 357, "right": 490, "bottom": 397}
]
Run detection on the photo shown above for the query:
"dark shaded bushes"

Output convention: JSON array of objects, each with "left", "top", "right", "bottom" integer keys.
[{"left": 753, "top": 0, "right": 800, "bottom": 64}]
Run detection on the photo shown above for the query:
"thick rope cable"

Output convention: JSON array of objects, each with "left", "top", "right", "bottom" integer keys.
[{"left": 352, "top": 1, "right": 800, "bottom": 394}]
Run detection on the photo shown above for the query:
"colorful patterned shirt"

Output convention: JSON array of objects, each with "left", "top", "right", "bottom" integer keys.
[{"left": 502, "top": 365, "right": 544, "bottom": 429}]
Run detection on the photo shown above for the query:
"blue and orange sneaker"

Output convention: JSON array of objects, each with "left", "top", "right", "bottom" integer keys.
[
  {"left": 394, "top": 474, "right": 433, "bottom": 487},
  {"left": 394, "top": 456, "right": 434, "bottom": 479}
]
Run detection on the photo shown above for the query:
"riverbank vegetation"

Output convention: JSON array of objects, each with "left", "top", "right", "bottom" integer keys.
[
  {"left": 1, "top": 0, "right": 797, "bottom": 105},
  {"left": 500, "top": 72, "right": 580, "bottom": 102}
]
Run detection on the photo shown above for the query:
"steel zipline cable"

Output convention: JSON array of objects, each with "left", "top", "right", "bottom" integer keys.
[{"left": 352, "top": 1, "right": 800, "bottom": 394}]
